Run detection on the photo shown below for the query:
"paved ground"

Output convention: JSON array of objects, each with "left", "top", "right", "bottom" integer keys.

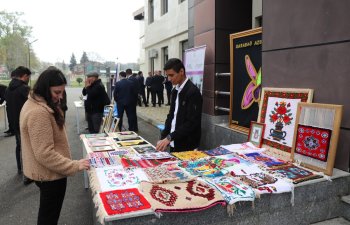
[{"left": 0, "top": 87, "right": 164, "bottom": 225}]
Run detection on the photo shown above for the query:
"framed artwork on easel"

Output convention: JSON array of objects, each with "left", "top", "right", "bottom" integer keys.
[
  {"left": 291, "top": 102, "right": 343, "bottom": 176},
  {"left": 258, "top": 87, "right": 314, "bottom": 154}
]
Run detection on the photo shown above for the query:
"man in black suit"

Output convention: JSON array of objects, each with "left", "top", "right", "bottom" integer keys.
[
  {"left": 145, "top": 72, "right": 153, "bottom": 105},
  {"left": 114, "top": 71, "right": 138, "bottom": 131},
  {"left": 156, "top": 58, "right": 202, "bottom": 152},
  {"left": 151, "top": 70, "right": 164, "bottom": 107},
  {"left": 164, "top": 74, "right": 172, "bottom": 105},
  {"left": 137, "top": 71, "right": 148, "bottom": 107}
]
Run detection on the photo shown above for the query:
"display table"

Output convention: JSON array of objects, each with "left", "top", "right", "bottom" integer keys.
[
  {"left": 74, "top": 101, "right": 84, "bottom": 134},
  {"left": 80, "top": 133, "right": 350, "bottom": 225}
]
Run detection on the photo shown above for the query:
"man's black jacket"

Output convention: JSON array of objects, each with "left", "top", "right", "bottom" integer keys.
[
  {"left": 4, "top": 79, "right": 30, "bottom": 132},
  {"left": 161, "top": 79, "right": 202, "bottom": 152},
  {"left": 82, "top": 79, "right": 110, "bottom": 114}
]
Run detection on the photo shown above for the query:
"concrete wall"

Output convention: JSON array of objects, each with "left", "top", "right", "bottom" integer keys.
[{"left": 262, "top": 0, "right": 350, "bottom": 171}]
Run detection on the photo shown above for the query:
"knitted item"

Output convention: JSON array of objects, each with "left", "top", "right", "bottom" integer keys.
[
  {"left": 143, "top": 166, "right": 192, "bottom": 183},
  {"left": 140, "top": 180, "right": 226, "bottom": 212},
  {"left": 204, "top": 147, "right": 232, "bottom": 156},
  {"left": 268, "top": 164, "right": 323, "bottom": 184}
]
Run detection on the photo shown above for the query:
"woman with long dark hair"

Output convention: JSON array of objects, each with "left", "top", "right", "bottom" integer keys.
[{"left": 20, "top": 67, "right": 90, "bottom": 225}]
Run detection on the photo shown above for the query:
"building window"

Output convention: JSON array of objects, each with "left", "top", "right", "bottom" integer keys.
[
  {"left": 162, "top": 46, "right": 169, "bottom": 68},
  {"left": 150, "top": 58, "right": 155, "bottom": 74},
  {"left": 180, "top": 40, "right": 188, "bottom": 61},
  {"left": 179, "top": 0, "right": 186, "bottom": 3},
  {"left": 161, "top": 0, "right": 168, "bottom": 15},
  {"left": 149, "top": 0, "right": 154, "bottom": 24}
]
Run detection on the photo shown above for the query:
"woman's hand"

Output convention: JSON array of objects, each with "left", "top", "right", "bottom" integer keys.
[{"left": 78, "top": 159, "right": 90, "bottom": 171}]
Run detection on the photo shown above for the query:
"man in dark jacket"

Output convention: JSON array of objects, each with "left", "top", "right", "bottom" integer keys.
[
  {"left": 114, "top": 71, "right": 138, "bottom": 131},
  {"left": 125, "top": 69, "right": 139, "bottom": 131},
  {"left": 151, "top": 70, "right": 165, "bottom": 107},
  {"left": 137, "top": 71, "right": 148, "bottom": 107},
  {"left": 4, "top": 66, "right": 31, "bottom": 180},
  {"left": 82, "top": 72, "right": 110, "bottom": 133},
  {"left": 145, "top": 72, "right": 153, "bottom": 104},
  {"left": 156, "top": 58, "right": 202, "bottom": 152},
  {"left": 164, "top": 75, "right": 173, "bottom": 105}
]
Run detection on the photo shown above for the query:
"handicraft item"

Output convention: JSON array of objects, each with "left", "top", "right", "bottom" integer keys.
[
  {"left": 258, "top": 87, "right": 313, "bottom": 153},
  {"left": 140, "top": 180, "right": 226, "bottom": 212},
  {"left": 99, "top": 188, "right": 151, "bottom": 215},
  {"left": 204, "top": 147, "right": 232, "bottom": 156},
  {"left": 247, "top": 121, "right": 265, "bottom": 148},
  {"left": 172, "top": 150, "right": 208, "bottom": 161},
  {"left": 269, "top": 164, "right": 322, "bottom": 184},
  {"left": 291, "top": 103, "right": 343, "bottom": 175}
]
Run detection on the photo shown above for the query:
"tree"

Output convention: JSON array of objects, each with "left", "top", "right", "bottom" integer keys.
[
  {"left": 76, "top": 77, "right": 83, "bottom": 86},
  {"left": 0, "top": 10, "right": 37, "bottom": 72},
  {"left": 69, "top": 53, "right": 77, "bottom": 72},
  {"left": 80, "top": 51, "right": 89, "bottom": 64}
]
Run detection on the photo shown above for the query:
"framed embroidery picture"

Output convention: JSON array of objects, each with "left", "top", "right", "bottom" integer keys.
[
  {"left": 248, "top": 122, "right": 265, "bottom": 148},
  {"left": 291, "top": 103, "right": 343, "bottom": 176},
  {"left": 258, "top": 87, "right": 313, "bottom": 155},
  {"left": 108, "top": 117, "right": 120, "bottom": 133}
]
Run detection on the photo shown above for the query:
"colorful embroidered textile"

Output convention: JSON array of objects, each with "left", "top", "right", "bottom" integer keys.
[
  {"left": 177, "top": 159, "right": 224, "bottom": 178},
  {"left": 96, "top": 167, "right": 149, "bottom": 191},
  {"left": 235, "top": 172, "right": 292, "bottom": 194},
  {"left": 244, "top": 152, "right": 287, "bottom": 168},
  {"left": 204, "top": 147, "right": 232, "bottom": 156},
  {"left": 120, "top": 158, "right": 160, "bottom": 168},
  {"left": 205, "top": 176, "right": 255, "bottom": 204},
  {"left": 140, "top": 180, "right": 226, "bottom": 212},
  {"left": 108, "top": 147, "right": 139, "bottom": 159},
  {"left": 143, "top": 166, "right": 191, "bottom": 183},
  {"left": 140, "top": 151, "right": 174, "bottom": 160},
  {"left": 116, "top": 140, "right": 148, "bottom": 147},
  {"left": 209, "top": 154, "right": 251, "bottom": 169},
  {"left": 99, "top": 188, "right": 151, "bottom": 215},
  {"left": 259, "top": 90, "right": 311, "bottom": 152},
  {"left": 295, "top": 125, "right": 331, "bottom": 162},
  {"left": 269, "top": 164, "right": 322, "bottom": 184},
  {"left": 133, "top": 145, "right": 156, "bottom": 154},
  {"left": 89, "top": 152, "right": 120, "bottom": 168},
  {"left": 172, "top": 150, "right": 209, "bottom": 161}
]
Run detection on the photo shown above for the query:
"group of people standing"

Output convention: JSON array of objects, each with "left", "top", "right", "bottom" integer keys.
[{"left": 145, "top": 70, "right": 172, "bottom": 107}]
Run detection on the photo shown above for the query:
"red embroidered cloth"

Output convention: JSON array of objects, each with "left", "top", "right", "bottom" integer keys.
[
  {"left": 99, "top": 188, "right": 151, "bottom": 215},
  {"left": 295, "top": 125, "right": 331, "bottom": 162}
]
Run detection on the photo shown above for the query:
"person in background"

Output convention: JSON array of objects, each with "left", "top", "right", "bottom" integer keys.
[
  {"left": 20, "top": 67, "right": 90, "bottom": 225},
  {"left": 151, "top": 70, "right": 164, "bottom": 107},
  {"left": 156, "top": 58, "right": 202, "bottom": 152},
  {"left": 114, "top": 71, "right": 138, "bottom": 131},
  {"left": 82, "top": 72, "right": 110, "bottom": 133},
  {"left": 158, "top": 70, "right": 165, "bottom": 104},
  {"left": 4, "top": 66, "right": 32, "bottom": 184},
  {"left": 0, "top": 84, "right": 6, "bottom": 104},
  {"left": 145, "top": 72, "right": 153, "bottom": 105},
  {"left": 137, "top": 71, "right": 148, "bottom": 107},
  {"left": 164, "top": 74, "right": 173, "bottom": 105},
  {"left": 126, "top": 68, "right": 139, "bottom": 131}
]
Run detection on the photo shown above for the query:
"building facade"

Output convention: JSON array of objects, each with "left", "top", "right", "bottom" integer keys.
[{"left": 134, "top": 0, "right": 188, "bottom": 75}]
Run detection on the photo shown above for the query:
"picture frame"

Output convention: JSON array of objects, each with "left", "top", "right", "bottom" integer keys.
[
  {"left": 108, "top": 117, "right": 120, "bottom": 133},
  {"left": 258, "top": 87, "right": 314, "bottom": 153},
  {"left": 247, "top": 121, "right": 265, "bottom": 148},
  {"left": 103, "top": 108, "right": 114, "bottom": 134},
  {"left": 229, "top": 27, "right": 262, "bottom": 134},
  {"left": 291, "top": 102, "right": 343, "bottom": 176}
]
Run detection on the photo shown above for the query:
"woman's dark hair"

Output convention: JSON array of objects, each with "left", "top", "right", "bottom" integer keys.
[
  {"left": 163, "top": 58, "right": 185, "bottom": 73},
  {"left": 32, "top": 66, "right": 67, "bottom": 128}
]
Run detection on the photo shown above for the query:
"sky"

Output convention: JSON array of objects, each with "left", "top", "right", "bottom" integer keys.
[{"left": 1, "top": 0, "right": 144, "bottom": 64}]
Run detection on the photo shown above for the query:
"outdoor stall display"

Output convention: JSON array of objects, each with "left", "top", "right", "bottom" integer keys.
[{"left": 80, "top": 132, "right": 334, "bottom": 225}]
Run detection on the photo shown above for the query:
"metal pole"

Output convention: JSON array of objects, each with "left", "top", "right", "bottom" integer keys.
[{"left": 28, "top": 39, "right": 38, "bottom": 86}]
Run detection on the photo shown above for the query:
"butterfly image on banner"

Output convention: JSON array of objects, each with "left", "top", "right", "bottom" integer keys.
[{"left": 241, "top": 55, "right": 262, "bottom": 110}]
